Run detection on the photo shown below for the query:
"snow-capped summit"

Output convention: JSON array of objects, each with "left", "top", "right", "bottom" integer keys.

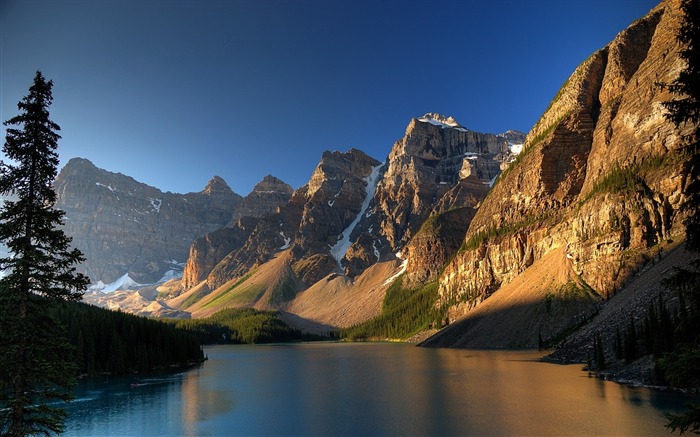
[{"left": 417, "top": 113, "right": 468, "bottom": 131}]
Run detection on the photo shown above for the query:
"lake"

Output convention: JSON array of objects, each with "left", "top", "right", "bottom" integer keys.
[{"left": 64, "top": 342, "right": 694, "bottom": 436}]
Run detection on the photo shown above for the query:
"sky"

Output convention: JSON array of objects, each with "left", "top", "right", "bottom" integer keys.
[{"left": 1, "top": 0, "right": 660, "bottom": 195}]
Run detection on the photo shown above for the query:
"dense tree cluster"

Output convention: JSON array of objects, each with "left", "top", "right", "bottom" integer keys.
[
  {"left": 56, "top": 302, "right": 205, "bottom": 376},
  {"left": 587, "top": 282, "right": 700, "bottom": 434},
  {"left": 591, "top": 295, "right": 692, "bottom": 374},
  {"left": 341, "top": 275, "right": 444, "bottom": 340},
  {"left": 171, "top": 308, "right": 307, "bottom": 344}
]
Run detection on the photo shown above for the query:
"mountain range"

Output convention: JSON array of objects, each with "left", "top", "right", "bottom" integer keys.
[
  {"left": 62, "top": 112, "right": 522, "bottom": 320},
  {"left": 15, "top": 0, "right": 694, "bottom": 354}
]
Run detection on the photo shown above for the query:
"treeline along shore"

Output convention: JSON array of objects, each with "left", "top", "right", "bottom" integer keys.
[{"left": 58, "top": 302, "right": 332, "bottom": 378}]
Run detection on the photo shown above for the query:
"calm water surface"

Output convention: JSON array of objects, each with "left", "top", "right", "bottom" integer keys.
[{"left": 64, "top": 343, "right": 694, "bottom": 436}]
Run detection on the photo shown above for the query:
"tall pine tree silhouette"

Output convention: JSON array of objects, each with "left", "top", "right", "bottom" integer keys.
[{"left": 0, "top": 71, "right": 89, "bottom": 436}]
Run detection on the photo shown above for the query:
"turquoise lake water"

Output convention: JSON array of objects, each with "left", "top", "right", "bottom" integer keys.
[{"left": 64, "top": 342, "right": 695, "bottom": 436}]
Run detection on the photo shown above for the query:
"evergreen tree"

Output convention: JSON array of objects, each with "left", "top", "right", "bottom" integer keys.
[
  {"left": 615, "top": 326, "right": 623, "bottom": 360},
  {"left": 594, "top": 332, "right": 606, "bottom": 371},
  {"left": 624, "top": 317, "right": 638, "bottom": 363},
  {"left": 0, "top": 71, "right": 89, "bottom": 436}
]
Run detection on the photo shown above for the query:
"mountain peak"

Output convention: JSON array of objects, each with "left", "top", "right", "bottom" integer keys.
[
  {"left": 203, "top": 176, "right": 233, "bottom": 195},
  {"left": 252, "top": 175, "right": 293, "bottom": 194},
  {"left": 417, "top": 113, "right": 467, "bottom": 131},
  {"left": 65, "top": 157, "right": 97, "bottom": 169},
  {"left": 318, "top": 148, "right": 380, "bottom": 169}
]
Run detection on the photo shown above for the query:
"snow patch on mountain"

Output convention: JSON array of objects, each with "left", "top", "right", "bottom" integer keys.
[
  {"left": 330, "top": 163, "right": 384, "bottom": 266},
  {"left": 150, "top": 198, "right": 162, "bottom": 213},
  {"left": 89, "top": 266, "right": 183, "bottom": 293},
  {"left": 95, "top": 182, "right": 116, "bottom": 192},
  {"left": 464, "top": 152, "right": 479, "bottom": 160},
  {"left": 418, "top": 113, "right": 469, "bottom": 132},
  {"left": 158, "top": 269, "right": 182, "bottom": 283},
  {"left": 93, "top": 273, "right": 143, "bottom": 293},
  {"left": 279, "top": 231, "right": 291, "bottom": 250},
  {"left": 87, "top": 280, "right": 107, "bottom": 292},
  {"left": 509, "top": 143, "right": 524, "bottom": 155},
  {"left": 498, "top": 130, "right": 526, "bottom": 157},
  {"left": 384, "top": 252, "right": 408, "bottom": 285}
]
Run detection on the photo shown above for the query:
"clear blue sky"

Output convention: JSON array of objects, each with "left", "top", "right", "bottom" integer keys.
[{"left": 1, "top": 0, "right": 659, "bottom": 195}]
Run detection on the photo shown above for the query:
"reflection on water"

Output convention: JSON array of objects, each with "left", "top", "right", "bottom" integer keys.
[
  {"left": 64, "top": 343, "right": 696, "bottom": 436},
  {"left": 180, "top": 367, "right": 234, "bottom": 435}
]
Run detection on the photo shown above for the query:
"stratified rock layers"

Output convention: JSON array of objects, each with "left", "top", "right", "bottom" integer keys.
[{"left": 437, "top": 0, "right": 690, "bottom": 327}]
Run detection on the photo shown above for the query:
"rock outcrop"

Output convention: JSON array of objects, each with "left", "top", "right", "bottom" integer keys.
[
  {"left": 180, "top": 216, "right": 260, "bottom": 290},
  {"left": 423, "top": 248, "right": 601, "bottom": 348},
  {"left": 53, "top": 157, "right": 296, "bottom": 290},
  {"left": 403, "top": 207, "right": 476, "bottom": 287}
]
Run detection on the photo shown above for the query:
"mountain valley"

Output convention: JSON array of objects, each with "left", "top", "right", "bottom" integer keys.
[{"left": 36, "top": 0, "right": 696, "bottom": 362}]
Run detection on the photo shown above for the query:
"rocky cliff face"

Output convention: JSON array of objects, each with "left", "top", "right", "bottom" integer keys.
[
  {"left": 356, "top": 113, "right": 516, "bottom": 287},
  {"left": 54, "top": 158, "right": 243, "bottom": 284},
  {"left": 437, "top": 0, "right": 691, "bottom": 333},
  {"left": 372, "top": 113, "right": 511, "bottom": 252},
  {"left": 53, "top": 158, "right": 295, "bottom": 289},
  {"left": 294, "top": 149, "right": 382, "bottom": 272},
  {"left": 403, "top": 207, "right": 476, "bottom": 287},
  {"left": 500, "top": 129, "right": 527, "bottom": 147},
  {"left": 180, "top": 216, "right": 260, "bottom": 291}
]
